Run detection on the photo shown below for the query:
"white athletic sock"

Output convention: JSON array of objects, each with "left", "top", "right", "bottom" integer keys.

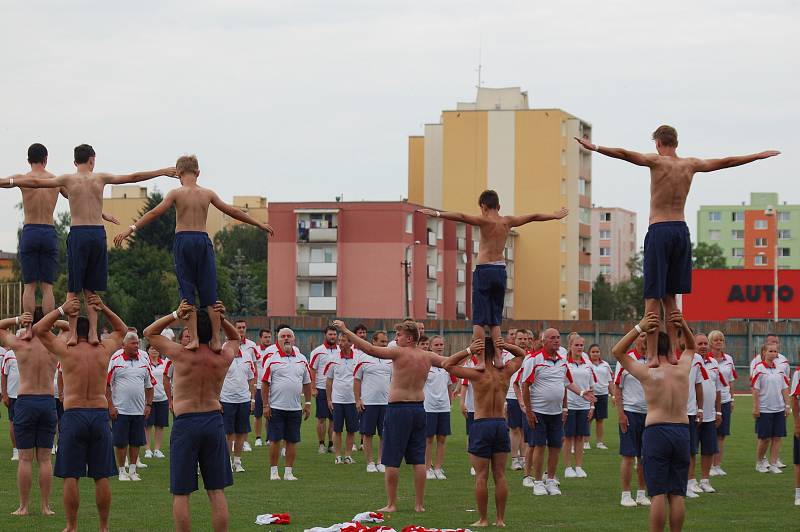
[
  {"left": 687, "top": 479, "right": 696, "bottom": 486},
  {"left": 621, "top": 491, "right": 631, "bottom": 498},
  {"left": 795, "top": 487, "right": 800, "bottom": 498},
  {"left": 119, "top": 466, "right": 125, "bottom": 475},
  {"left": 233, "top": 457, "right": 241, "bottom": 466},
  {"left": 636, "top": 490, "right": 646, "bottom": 499},
  {"left": 284, "top": 466, "right": 293, "bottom": 476},
  {"left": 128, "top": 464, "right": 136, "bottom": 475},
  {"left": 270, "top": 466, "right": 278, "bottom": 475},
  {"left": 701, "top": 478, "right": 709, "bottom": 483}
]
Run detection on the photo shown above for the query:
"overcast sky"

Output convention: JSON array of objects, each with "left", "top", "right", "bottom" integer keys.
[{"left": 1, "top": 0, "right": 797, "bottom": 253}]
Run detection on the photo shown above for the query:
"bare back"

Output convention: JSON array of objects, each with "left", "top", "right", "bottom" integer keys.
[
  {"left": 59, "top": 341, "right": 115, "bottom": 409},
  {"left": 470, "top": 362, "right": 515, "bottom": 420},
  {"left": 20, "top": 170, "right": 61, "bottom": 225},
  {"left": 10, "top": 337, "right": 58, "bottom": 395},
  {"left": 59, "top": 172, "right": 107, "bottom": 226},
  {"left": 387, "top": 347, "right": 433, "bottom": 402},
  {"left": 641, "top": 361, "right": 690, "bottom": 425},
  {"left": 172, "top": 185, "right": 215, "bottom": 233},
  {"left": 648, "top": 157, "right": 696, "bottom": 224},
  {"left": 477, "top": 214, "right": 511, "bottom": 264},
  {"left": 171, "top": 345, "right": 234, "bottom": 416}
]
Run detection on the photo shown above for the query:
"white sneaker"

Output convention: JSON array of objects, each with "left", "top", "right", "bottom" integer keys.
[
  {"left": 776, "top": 459, "right": 787, "bottom": 468},
  {"left": 426, "top": 468, "right": 435, "bottom": 479},
  {"left": 51, "top": 446, "right": 57, "bottom": 456},
  {"left": 243, "top": 441, "right": 252, "bottom": 452},
  {"left": 583, "top": 441, "right": 591, "bottom": 450},
  {"left": 564, "top": 467, "right": 577, "bottom": 478},
  {"left": 511, "top": 457, "right": 523, "bottom": 470},
  {"left": 710, "top": 465, "right": 720, "bottom": 477},
  {"left": 281, "top": 447, "right": 286, "bottom": 457},
  {"left": 620, "top": 493, "right": 637, "bottom": 507},
  {"left": 366, "top": 462, "right": 378, "bottom": 473},
  {"left": 685, "top": 488, "right": 699, "bottom": 498},
  {"left": 522, "top": 476, "right": 535, "bottom": 488},
  {"left": 575, "top": 466, "right": 587, "bottom": 478},
  {"left": 254, "top": 438, "right": 263, "bottom": 447},
  {"left": 352, "top": 444, "right": 358, "bottom": 452},
  {"left": 434, "top": 468, "right": 447, "bottom": 480},
  {"left": 636, "top": 494, "right": 651, "bottom": 506},
  {"left": 11, "top": 448, "right": 19, "bottom": 461},
  {"left": 716, "top": 466, "right": 727, "bottom": 476},
  {"left": 233, "top": 462, "right": 245, "bottom": 473},
  {"left": 118, "top": 470, "right": 130, "bottom": 481},
  {"left": 470, "top": 467, "right": 476, "bottom": 476},
  {"left": 270, "top": 470, "right": 281, "bottom": 480},
  {"left": 768, "top": 464, "right": 783, "bottom": 474},
  {"left": 756, "top": 460, "right": 769, "bottom": 473},
  {"left": 699, "top": 480, "right": 716, "bottom": 492},
  {"left": 344, "top": 456, "right": 355, "bottom": 464},
  {"left": 318, "top": 444, "right": 327, "bottom": 454},
  {"left": 136, "top": 459, "right": 147, "bottom": 469},
  {"left": 129, "top": 472, "right": 142, "bottom": 481},
  {"left": 376, "top": 463, "right": 386, "bottom": 473},
  {"left": 154, "top": 450, "right": 165, "bottom": 459},
  {"left": 545, "top": 479, "right": 561, "bottom": 495},
  {"left": 690, "top": 482, "right": 704, "bottom": 494},
  {"left": 144, "top": 449, "right": 153, "bottom": 459},
  {"left": 335, "top": 456, "right": 344, "bottom": 465},
  {"left": 284, "top": 471, "right": 298, "bottom": 481},
  {"left": 533, "top": 480, "right": 548, "bottom": 495},
  {"left": 795, "top": 497, "right": 800, "bottom": 506},
  {"left": 596, "top": 442, "right": 608, "bottom": 450}
]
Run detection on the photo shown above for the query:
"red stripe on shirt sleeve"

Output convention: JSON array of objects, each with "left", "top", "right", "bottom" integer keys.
[
  {"left": 750, "top": 372, "right": 762, "bottom": 388},
  {"left": 697, "top": 363, "right": 709, "bottom": 380},
  {"left": 565, "top": 366, "right": 574, "bottom": 384},
  {"left": 323, "top": 361, "right": 336, "bottom": 376},
  {"left": 310, "top": 353, "right": 320, "bottom": 369}
]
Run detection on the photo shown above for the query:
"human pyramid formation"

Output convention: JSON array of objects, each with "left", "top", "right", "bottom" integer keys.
[{"left": 0, "top": 128, "right": 788, "bottom": 532}]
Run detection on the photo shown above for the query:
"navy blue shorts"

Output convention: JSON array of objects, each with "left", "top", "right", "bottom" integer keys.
[
  {"left": 55, "top": 398, "right": 64, "bottom": 421},
  {"left": 360, "top": 404, "right": 386, "bottom": 436},
  {"left": 381, "top": 402, "right": 426, "bottom": 467},
  {"left": 641, "top": 423, "right": 690, "bottom": 497},
  {"left": 688, "top": 417, "right": 699, "bottom": 455},
  {"left": 221, "top": 402, "right": 251, "bottom": 435},
  {"left": 717, "top": 402, "right": 732, "bottom": 437},
  {"left": 506, "top": 399, "right": 524, "bottom": 429},
  {"left": 146, "top": 400, "right": 170, "bottom": 428},
  {"left": 425, "top": 411, "right": 451, "bottom": 438},
  {"left": 794, "top": 436, "right": 799, "bottom": 465},
  {"left": 565, "top": 409, "right": 591, "bottom": 437},
  {"left": 315, "top": 389, "right": 333, "bottom": 420},
  {"left": 619, "top": 411, "right": 647, "bottom": 457},
  {"left": 333, "top": 403, "right": 358, "bottom": 433},
  {"left": 7, "top": 397, "right": 16, "bottom": 422},
  {"left": 173, "top": 231, "right": 217, "bottom": 307},
  {"left": 472, "top": 264, "right": 507, "bottom": 327},
  {"left": 465, "top": 411, "right": 475, "bottom": 434},
  {"left": 756, "top": 412, "right": 786, "bottom": 439},
  {"left": 469, "top": 418, "right": 511, "bottom": 458},
  {"left": 13, "top": 394, "right": 57, "bottom": 449},
  {"left": 594, "top": 394, "right": 609, "bottom": 420},
  {"left": 112, "top": 414, "right": 146, "bottom": 448},
  {"left": 643, "top": 221, "right": 691, "bottom": 299},
  {"left": 254, "top": 391, "right": 264, "bottom": 418},
  {"left": 170, "top": 411, "right": 232, "bottom": 494},
  {"left": 528, "top": 412, "right": 564, "bottom": 448},
  {"left": 267, "top": 409, "right": 302, "bottom": 443},
  {"left": 19, "top": 224, "right": 58, "bottom": 284},
  {"left": 66, "top": 225, "right": 108, "bottom": 293},
  {"left": 54, "top": 408, "right": 117, "bottom": 479},
  {"left": 697, "top": 421, "right": 718, "bottom": 455}
]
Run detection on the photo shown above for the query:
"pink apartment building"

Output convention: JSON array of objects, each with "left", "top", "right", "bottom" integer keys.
[{"left": 590, "top": 206, "right": 637, "bottom": 284}]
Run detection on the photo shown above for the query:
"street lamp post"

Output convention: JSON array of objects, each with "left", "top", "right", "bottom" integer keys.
[
  {"left": 765, "top": 206, "right": 778, "bottom": 322},
  {"left": 402, "top": 241, "right": 421, "bottom": 318},
  {"left": 560, "top": 297, "right": 567, "bottom": 321}
]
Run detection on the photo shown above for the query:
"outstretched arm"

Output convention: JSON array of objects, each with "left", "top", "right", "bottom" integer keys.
[
  {"left": 691, "top": 151, "right": 780, "bottom": 173},
  {"left": 507, "top": 208, "right": 569, "bottom": 228},
  {"left": 211, "top": 192, "right": 274, "bottom": 236},
  {"left": 575, "top": 137, "right": 659, "bottom": 167},
  {"left": 100, "top": 167, "right": 177, "bottom": 185},
  {"left": 417, "top": 208, "right": 484, "bottom": 227},
  {"left": 611, "top": 313, "right": 659, "bottom": 382},
  {"left": 114, "top": 192, "right": 176, "bottom": 247},
  {"left": 2, "top": 173, "right": 68, "bottom": 189},
  {"left": 332, "top": 320, "right": 401, "bottom": 360}
]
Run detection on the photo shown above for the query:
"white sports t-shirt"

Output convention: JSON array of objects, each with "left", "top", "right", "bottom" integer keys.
[
  {"left": 591, "top": 360, "right": 613, "bottom": 396},
  {"left": 752, "top": 361, "right": 789, "bottom": 413},
  {"left": 253, "top": 343, "right": 272, "bottom": 389},
  {"left": 461, "top": 356, "right": 479, "bottom": 413},
  {"left": 258, "top": 343, "right": 303, "bottom": 389},
  {"left": 790, "top": 368, "right": 800, "bottom": 398},
  {"left": 2, "top": 351, "right": 20, "bottom": 399},
  {"left": 686, "top": 353, "right": 708, "bottom": 416},
  {"left": 715, "top": 353, "right": 737, "bottom": 404},
  {"left": 500, "top": 351, "right": 519, "bottom": 400},
  {"left": 107, "top": 355, "right": 156, "bottom": 415},
  {"left": 325, "top": 352, "right": 358, "bottom": 404},
  {"left": 521, "top": 352, "right": 573, "bottom": 416},
  {"left": 149, "top": 358, "right": 168, "bottom": 402},
  {"left": 701, "top": 356, "right": 726, "bottom": 422},
  {"left": 53, "top": 363, "right": 61, "bottom": 399},
  {"left": 614, "top": 350, "right": 647, "bottom": 414},
  {"left": 262, "top": 350, "right": 311, "bottom": 411},
  {"left": 424, "top": 366, "right": 452, "bottom": 413},
  {"left": 309, "top": 343, "right": 340, "bottom": 389},
  {"left": 354, "top": 355, "right": 392, "bottom": 405},
  {"left": 220, "top": 354, "right": 255, "bottom": 404},
  {"left": 566, "top": 359, "right": 596, "bottom": 410},
  {"left": 750, "top": 353, "right": 790, "bottom": 379}
]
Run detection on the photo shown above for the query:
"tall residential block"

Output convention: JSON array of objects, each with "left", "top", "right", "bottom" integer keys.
[
  {"left": 590, "top": 207, "right": 637, "bottom": 284},
  {"left": 697, "top": 192, "right": 800, "bottom": 269},
  {"left": 408, "top": 87, "right": 593, "bottom": 320}
]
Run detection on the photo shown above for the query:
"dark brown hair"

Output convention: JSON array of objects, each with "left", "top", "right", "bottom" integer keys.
[{"left": 652, "top": 125, "right": 678, "bottom": 147}]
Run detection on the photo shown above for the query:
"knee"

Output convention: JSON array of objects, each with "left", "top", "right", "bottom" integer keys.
[{"left": 437, "top": 436, "right": 446, "bottom": 444}]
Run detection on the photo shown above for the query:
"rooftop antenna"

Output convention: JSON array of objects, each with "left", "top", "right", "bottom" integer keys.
[{"left": 476, "top": 36, "right": 483, "bottom": 87}]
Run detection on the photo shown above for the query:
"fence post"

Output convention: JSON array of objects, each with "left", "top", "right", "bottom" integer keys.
[{"left": 746, "top": 320, "right": 753, "bottom": 362}]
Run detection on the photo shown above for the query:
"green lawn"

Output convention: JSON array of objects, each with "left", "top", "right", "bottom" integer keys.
[{"left": 0, "top": 396, "right": 796, "bottom": 531}]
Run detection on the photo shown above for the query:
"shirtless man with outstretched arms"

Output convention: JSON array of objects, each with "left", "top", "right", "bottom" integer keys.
[
  {"left": 444, "top": 338, "right": 525, "bottom": 528},
  {"left": 2, "top": 144, "right": 175, "bottom": 346},
  {"left": 33, "top": 294, "right": 128, "bottom": 532},
  {"left": 577, "top": 128, "right": 779, "bottom": 366},
  {"left": 612, "top": 310, "right": 697, "bottom": 532},
  {"left": 145, "top": 301, "right": 238, "bottom": 532}
]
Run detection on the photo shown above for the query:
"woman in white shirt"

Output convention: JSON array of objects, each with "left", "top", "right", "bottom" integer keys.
[
  {"left": 424, "top": 335, "right": 454, "bottom": 480},
  {"left": 708, "top": 330, "right": 736, "bottom": 476},
  {"left": 752, "top": 343, "right": 791, "bottom": 473},
  {"left": 563, "top": 336, "right": 595, "bottom": 478},
  {"left": 588, "top": 344, "right": 613, "bottom": 450}
]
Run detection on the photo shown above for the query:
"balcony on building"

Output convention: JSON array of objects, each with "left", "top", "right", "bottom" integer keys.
[
  {"left": 426, "top": 298, "right": 437, "bottom": 314},
  {"left": 427, "top": 264, "right": 437, "bottom": 280},
  {"left": 296, "top": 209, "right": 339, "bottom": 243},
  {"left": 427, "top": 230, "right": 437, "bottom": 247},
  {"left": 297, "top": 262, "right": 337, "bottom": 277},
  {"left": 296, "top": 295, "right": 337, "bottom": 312},
  {"left": 456, "top": 300, "right": 466, "bottom": 318}
]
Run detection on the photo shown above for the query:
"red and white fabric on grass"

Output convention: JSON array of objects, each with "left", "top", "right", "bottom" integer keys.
[
  {"left": 255, "top": 513, "right": 291, "bottom": 525},
  {"left": 352, "top": 512, "right": 385, "bottom": 523},
  {"left": 401, "top": 527, "right": 474, "bottom": 532},
  {"left": 304, "top": 524, "right": 395, "bottom": 532}
]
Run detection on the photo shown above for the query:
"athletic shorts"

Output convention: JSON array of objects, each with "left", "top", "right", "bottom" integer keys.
[
  {"left": 697, "top": 421, "right": 718, "bottom": 456},
  {"left": 170, "top": 411, "right": 232, "bottom": 495},
  {"left": 794, "top": 436, "right": 799, "bottom": 465},
  {"left": 55, "top": 398, "right": 64, "bottom": 421},
  {"left": 19, "top": 223, "right": 58, "bottom": 284},
  {"left": 717, "top": 402, "right": 732, "bottom": 437},
  {"left": 146, "top": 400, "right": 170, "bottom": 428},
  {"left": 13, "top": 394, "right": 57, "bottom": 449},
  {"left": 471, "top": 264, "right": 507, "bottom": 327},
  {"left": 360, "top": 404, "right": 387, "bottom": 436},
  {"left": 267, "top": 409, "right": 302, "bottom": 443},
  {"left": 381, "top": 401, "right": 426, "bottom": 468},
  {"left": 315, "top": 389, "right": 333, "bottom": 420},
  {"left": 66, "top": 225, "right": 108, "bottom": 293},
  {"left": 643, "top": 221, "right": 691, "bottom": 299},
  {"left": 506, "top": 398, "right": 524, "bottom": 429},
  {"left": 465, "top": 411, "right": 475, "bottom": 435},
  {"left": 528, "top": 412, "right": 564, "bottom": 448},
  {"left": 594, "top": 394, "right": 609, "bottom": 420},
  {"left": 619, "top": 411, "right": 646, "bottom": 457},
  {"left": 425, "top": 411, "right": 451, "bottom": 438},
  {"left": 756, "top": 412, "right": 786, "bottom": 439},
  {"left": 173, "top": 231, "right": 217, "bottom": 307},
  {"left": 333, "top": 403, "right": 358, "bottom": 433},
  {"left": 641, "top": 423, "right": 690, "bottom": 497},
  {"left": 54, "top": 408, "right": 116, "bottom": 479},
  {"left": 254, "top": 392, "right": 264, "bottom": 418},
  {"left": 468, "top": 418, "right": 511, "bottom": 459},
  {"left": 565, "top": 409, "right": 591, "bottom": 438},
  {"left": 6, "top": 397, "right": 16, "bottom": 422},
  {"left": 221, "top": 401, "right": 251, "bottom": 435},
  {"left": 112, "top": 414, "right": 146, "bottom": 448},
  {"left": 688, "top": 417, "right": 699, "bottom": 455}
]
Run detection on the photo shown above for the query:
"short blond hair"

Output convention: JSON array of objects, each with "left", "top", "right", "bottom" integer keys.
[
  {"left": 176, "top": 154, "right": 199, "bottom": 176},
  {"left": 708, "top": 330, "right": 725, "bottom": 343},
  {"left": 394, "top": 320, "right": 420, "bottom": 343},
  {"left": 652, "top": 125, "right": 678, "bottom": 147}
]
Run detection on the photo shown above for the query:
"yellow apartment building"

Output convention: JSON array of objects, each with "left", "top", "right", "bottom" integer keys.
[{"left": 408, "top": 87, "right": 593, "bottom": 320}]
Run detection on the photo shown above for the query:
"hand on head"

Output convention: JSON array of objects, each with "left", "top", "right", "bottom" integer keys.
[
  {"left": 638, "top": 312, "right": 659, "bottom": 333},
  {"left": 332, "top": 320, "right": 346, "bottom": 331}
]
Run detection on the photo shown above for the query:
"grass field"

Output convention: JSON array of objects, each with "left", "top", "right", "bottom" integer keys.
[{"left": 0, "top": 396, "right": 797, "bottom": 531}]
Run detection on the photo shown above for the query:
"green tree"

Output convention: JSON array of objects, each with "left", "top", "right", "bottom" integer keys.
[
  {"left": 224, "top": 249, "right": 264, "bottom": 316},
  {"left": 693, "top": 242, "right": 727, "bottom": 269},
  {"left": 590, "top": 252, "right": 645, "bottom": 321},
  {"left": 214, "top": 225, "right": 267, "bottom": 312},
  {"left": 592, "top": 274, "right": 614, "bottom": 320},
  {"left": 129, "top": 190, "right": 176, "bottom": 250}
]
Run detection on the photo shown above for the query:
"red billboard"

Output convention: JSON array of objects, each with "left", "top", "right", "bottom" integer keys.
[{"left": 682, "top": 269, "right": 800, "bottom": 321}]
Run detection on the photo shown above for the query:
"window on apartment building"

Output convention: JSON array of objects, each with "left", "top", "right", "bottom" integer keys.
[
  {"left": 779, "top": 211, "right": 791, "bottom": 222},
  {"left": 755, "top": 237, "right": 768, "bottom": 247},
  {"left": 708, "top": 211, "right": 721, "bottom": 222},
  {"left": 310, "top": 247, "right": 335, "bottom": 263},
  {"left": 561, "top": 265, "right": 566, "bottom": 282},
  {"left": 599, "top": 230, "right": 611, "bottom": 239},
  {"left": 437, "top": 252, "right": 443, "bottom": 272},
  {"left": 708, "top": 230, "right": 721, "bottom": 241},
  {"left": 579, "top": 293, "right": 591, "bottom": 310},
  {"left": 310, "top": 281, "right": 335, "bottom": 297},
  {"left": 599, "top": 264, "right": 611, "bottom": 275},
  {"left": 437, "top": 220, "right": 443, "bottom": 239},
  {"left": 599, "top": 247, "right": 611, "bottom": 256},
  {"left": 731, "top": 211, "right": 744, "bottom": 222},
  {"left": 561, "top": 237, "right": 567, "bottom": 253},
  {"left": 732, "top": 248, "right": 744, "bottom": 258},
  {"left": 580, "top": 264, "right": 591, "bottom": 281},
  {"left": 779, "top": 247, "right": 791, "bottom": 257},
  {"left": 580, "top": 207, "right": 591, "bottom": 225},
  {"left": 601, "top": 212, "right": 611, "bottom": 222},
  {"left": 779, "top": 229, "right": 792, "bottom": 239},
  {"left": 405, "top": 213, "right": 413, "bottom": 233},
  {"left": 755, "top": 255, "right": 768, "bottom": 266},
  {"left": 754, "top": 219, "right": 768, "bottom": 230},
  {"left": 578, "top": 178, "right": 587, "bottom": 196},
  {"left": 731, "top": 230, "right": 744, "bottom": 240}
]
